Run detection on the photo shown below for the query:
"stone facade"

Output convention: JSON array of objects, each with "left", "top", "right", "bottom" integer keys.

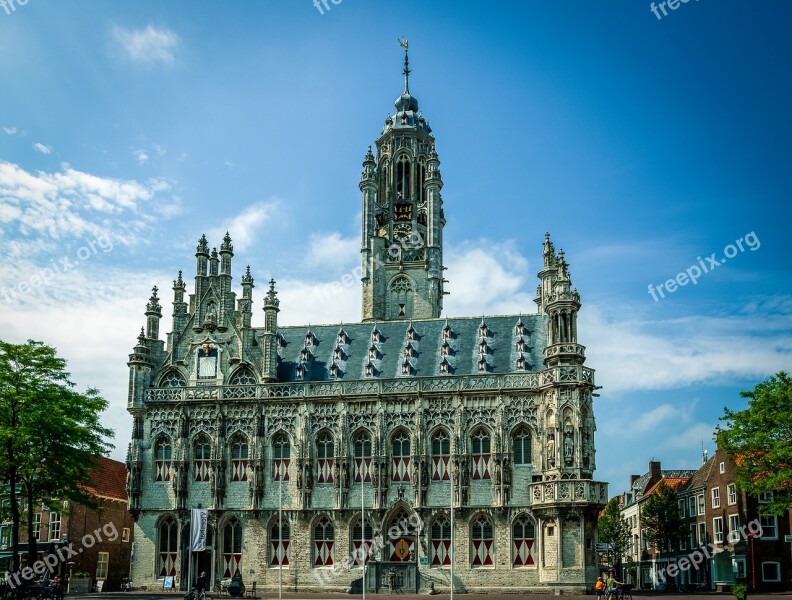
[{"left": 126, "top": 47, "right": 607, "bottom": 595}]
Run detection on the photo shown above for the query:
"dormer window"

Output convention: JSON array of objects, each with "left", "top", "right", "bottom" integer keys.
[
  {"left": 516, "top": 339, "right": 525, "bottom": 352},
  {"left": 372, "top": 330, "right": 380, "bottom": 343},
  {"left": 478, "top": 357, "right": 487, "bottom": 372},
  {"left": 441, "top": 341, "right": 450, "bottom": 356},
  {"left": 479, "top": 341, "right": 487, "bottom": 355},
  {"left": 305, "top": 333, "right": 313, "bottom": 347},
  {"left": 439, "top": 358, "right": 449, "bottom": 374},
  {"left": 368, "top": 346, "right": 377, "bottom": 360},
  {"left": 337, "top": 330, "right": 346, "bottom": 345},
  {"left": 333, "top": 347, "right": 342, "bottom": 361},
  {"left": 517, "top": 355, "right": 526, "bottom": 370},
  {"left": 479, "top": 323, "right": 488, "bottom": 337},
  {"left": 295, "top": 365, "right": 305, "bottom": 381},
  {"left": 301, "top": 348, "right": 310, "bottom": 362},
  {"left": 407, "top": 326, "right": 416, "bottom": 341},
  {"left": 329, "top": 363, "right": 338, "bottom": 379},
  {"left": 442, "top": 327, "right": 451, "bottom": 340},
  {"left": 365, "top": 363, "right": 373, "bottom": 377},
  {"left": 516, "top": 321, "right": 525, "bottom": 336},
  {"left": 404, "top": 345, "right": 413, "bottom": 358},
  {"left": 402, "top": 361, "right": 410, "bottom": 376},
  {"left": 399, "top": 304, "right": 406, "bottom": 317}
]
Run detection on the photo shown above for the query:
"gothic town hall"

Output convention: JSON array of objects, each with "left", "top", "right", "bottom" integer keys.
[{"left": 126, "top": 49, "right": 608, "bottom": 595}]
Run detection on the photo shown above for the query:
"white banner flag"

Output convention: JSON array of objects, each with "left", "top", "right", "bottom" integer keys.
[{"left": 190, "top": 508, "right": 208, "bottom": 552}]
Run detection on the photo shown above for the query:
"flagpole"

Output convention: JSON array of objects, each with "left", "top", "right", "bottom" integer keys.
[
  {"left": 279, "top": 473, "right": 283, "bottom": 600},
  {"left": 361, "top": 465, "right": 366, "bottom": 600}
]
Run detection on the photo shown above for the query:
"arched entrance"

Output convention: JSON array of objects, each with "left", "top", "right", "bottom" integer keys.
[
  {"left": 376, "top": 506, "right": 420, "bottom": 593},
  {"left": 180, "top": 523, "right": 214, "bottom": 591}
]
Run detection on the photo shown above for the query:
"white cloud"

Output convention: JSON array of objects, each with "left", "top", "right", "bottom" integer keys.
[
  {"left": 306, "top": 232, "right": 359, "bottom": 269},
  {"left": 132, "top": 149, "right": 149, "bottom": 164},
  {"left": 176, "top": 152, "right": 187, "bottom": 162},
  {"left": 4, "top": 126, "right": 17, "bottom": 135},
  {"left": 32, "top": 142, "right": 52, "bottom": 154},
  {"left": 208, "top": 201, "right": 280, "bottom": 253},
  {"left": 632, "top": 404, "right": 681, "bottom": 434},
  {"left": 152, "top": 143, "right": 166, "bottom": 157},
  {"left": 111, "top": 24, "right": 180, "bottom": 65}
]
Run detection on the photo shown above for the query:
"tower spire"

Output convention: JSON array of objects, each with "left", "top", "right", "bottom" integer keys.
[{"left": 399, "top": 37, "right": 410, "bottom": 94}]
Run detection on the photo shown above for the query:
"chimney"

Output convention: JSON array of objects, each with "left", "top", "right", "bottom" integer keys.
[
  {"left": 649, "top": 461, "right": 662, "bottom": 479},
  {"left": 629, "top": 474, "right": 640, "bottom": 488}
]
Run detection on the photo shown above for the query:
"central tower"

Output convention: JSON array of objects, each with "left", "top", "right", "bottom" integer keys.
[{"left": 360, "top": 40, "right": 445, "bottom": 322}]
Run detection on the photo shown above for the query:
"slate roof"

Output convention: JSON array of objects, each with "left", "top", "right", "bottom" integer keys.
[
  {"left": 80, "top": 456, "right": 128, "bottom": 501},
  {"left": 679, "top": 456, "right": 716, "bottom": 495},
  {"left": 274, "top": 314, "right": 546, "bottom": 382}
]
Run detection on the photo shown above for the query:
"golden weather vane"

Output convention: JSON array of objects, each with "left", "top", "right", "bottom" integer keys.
[{"left": 398, "top": 36, "right": 409, "bottom": 51}]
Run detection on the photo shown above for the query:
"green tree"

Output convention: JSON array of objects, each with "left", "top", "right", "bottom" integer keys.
[
  {"left": 598, "top": 497, "right": 631, "bottom": 577},
  {"left": 718, "top": 372, "right": 792, "bottom": 516},
  {"left": 0, "top": 340, "right": 113, "bottom": 572},
  {"left": 641, "top": 480, "right": 685, "bottom": 560}
]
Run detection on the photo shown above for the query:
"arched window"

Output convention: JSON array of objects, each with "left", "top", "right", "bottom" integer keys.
[
  {"left": 387, "top": 508, "right": 416, "bottom": 562},
  {"left": 193, "top": 435, "right": 211, "bottom": 482},
  {"left": 513, "top": 428, "right": 532, "bottom": 465},
  {"left": 270, "top": 519, "right": 290, "bottom": 567},
  {"left": 230, "top": 434, "right": 249, "bottom": 481},
  {"left": 471, "top": 515, "right": 494, "bottom": 567},
  {"left": 154, "top": 437, "right": 172, "bottom": 482},
  {"left": 272, "top": 433, "right": 290, "bottom": 481},
  {"left": 223, "top": 518, "right": 243, "bottom": 577},
  {"left": 157, "top": 517, "right": 178, "bottom": 576},
  {"left": 351, "top": 517, "right": 373, "bottom": 567},
  {"left": 391, "top": 431, "right": 411, "bottom": 482},
  {"left": 354, "top": 432, "right": 372, "bottom": 483},
  {"left": 313, "top": 517, "right": 334, "bottom": 567},
  {"left": 430, "top": 516, "right": 451, "bottom": 566},
  {"left": 316, "top": 432, "right": 334, "bottom": 484},
  {"left": 396, "top": 155, "right": 411, "bottom": 200},
  {"left": 471, "top": 429, "right": 492, "bottom": 480},
  {"left": 160, "top": 371, "right": 186, "bottom": 387},
  {"left": 512, "top": 514, "right": 536, "bottom": 567},
  {"left": 229, "top": 367, "right": 256, "bottom": 386},
  {"left": 431, "top": 430, "right": 450, "bottom": 481}
]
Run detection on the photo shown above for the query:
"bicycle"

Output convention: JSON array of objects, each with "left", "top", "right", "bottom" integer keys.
[{"left": 607, "top": 585, "right": 632, "bottom": 600}]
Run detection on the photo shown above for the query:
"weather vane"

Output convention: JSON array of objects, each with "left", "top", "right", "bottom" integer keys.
[{"left": 398, "top": 36, "right": 408, "bottom": 51}]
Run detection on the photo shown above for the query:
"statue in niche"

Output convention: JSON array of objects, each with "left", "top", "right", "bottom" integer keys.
[
  {"left": 341, "top": 461, "right": 350, "bottom": 489},
  {"left": 564, "top": 433, "right": 574, "bottom": 465},
  {"left": 493, "top": 460, "right": 502, "bottom": 486},
  {"left": 547, "top": 432, "right": 556, "bottom": 467},
  {"left": 411, "top": 461, "right": 419, "bottom": 488}
]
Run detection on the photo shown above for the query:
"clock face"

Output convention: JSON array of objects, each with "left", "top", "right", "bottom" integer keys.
[{"left": 393, "top": 224, "right": 412, "bottom": 242}]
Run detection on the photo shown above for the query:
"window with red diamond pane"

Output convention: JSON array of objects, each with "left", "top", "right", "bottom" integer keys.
[
  {"left": 354, "top": 432, "right": 372, "bottom": 483},
  {"left": 272, "top": 433, "right": 290, "bottom": 481},
  {"left": 223, "top": 518, "right": 243, "bottom": 577},
  {"left": 430, "top": 516, "right": 452, "bottom": 567},
  {"left": 313, "top": 517, "right": 334, "bottom": 567},
  {"left": 316, "top": 431, "right": 334, "bottom": 484},
  {"left": 157, "top": 517, "right": 177, "bottom": 576},
  {"left": 270, "top": 519, "right": 290, "bottom": 567},
  {"left": 230, "top": 435, "right": 248, "bottom": 481},
  {"left": 431, "top": 429, "right": 450, "bottom": 481},
  {"left": 155, "top": 437, "right": 172, "bottom": 482},
  {"left": 193, "top": 435, "right": 212, "bottom": 482},
  {"left": 513, "top": 427, "right": 532, "bottom": 465},
  {"left": 351, "top": 517, "right": 373, "bottom": 567},
  {"left": 471, "top": 429, "right": 492, "bottom": 480},
  {"left": 391, "top": 431, "right": 411, "bottom": 481},
  {"left": 471, "top": 515, "right": 494, "bottom": 567},
  {"left": 512, "top": 514, "right": 536, "bottom": 567},
  {"left": 387, "top": 508, "right": 417, "bottom": 561}
]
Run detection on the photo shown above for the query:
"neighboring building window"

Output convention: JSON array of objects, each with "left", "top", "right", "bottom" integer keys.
[
  {"left": 48, "top": 512, "right": 61, "bottom": 541},
  {"left": 471, "top": 515, "right": 494, "bottom": 567},
  {"left": 734, "top": 557, "right": 747, "bottom": 579},
  {"left": 122, "top": 528, "right": 131, "bottom": 543},
  {"left": 688, "top": 496, "right": 696, "bottom": 517},
  {"left": 316, "top": 432, "right": 334, "bottom": 484},
  {"left": 0, "top": 526, "right": 9, "bottom": 549},
  {"left": 430, "top": 516, "right": 451, "bottom": 567},
  {"left": 759, "top": 515, "right": 778, "bottom": 539},
  {"left": 391, "top": 431, "right": 411, "bottom": 482},
  {"left": 697, "top": 522, "right": 707, "bottom": 546},
  {"left": 689, "top": 524, "right": 697, "bottom": 549},
  {"left": 711, "top": 487, "right": 720, "bottom": 509},
  {"left": 512, "top": 514, "right": 536, "bottom": 567},
  {"left": 272, "top": 433, "right": 290, "bottom": 481},
  {"left": 313, "top": 517, "right": 334, "bottom": 567},
  {"left": 713, "top": 517, "right": 724, "bottom": 544},
  {"left": 231, "top": 435, "right": 249, "bottom": 482},
  {"left": 158, "top": 517, "right": 178, "bottom": 577},
  {"left": 680, "top": 531, "right": 687, "bottom": 551},
  {"left": 719, "top": 461, "right": 725, "bottom": 474},
  {"left": 155, "top": 437, "right": 173, "bottom": 482},
  {"left": 678, "top": 499, "right": 685, "bottom": 518},
  {"left": 758, "top": 491, "right": 773, "bottom": 503},
  {"left": 223, "top": 518, "right": 243, "bottom": 577},
  {"left": 354, "top": 432, "right": 372, "bottom": 483},
  {"left": 96, "top": 552, "right": 109, "bottom": 580},
  {"left": 513, "top": 427, "right": 531, "bottom": 465},
  {"left": 32, "top": 513, "right": 42, "bottom": 541},
  {"left": 351, "top": 518, "right": 373, "bottom": 567},
  {"left": 193, "top": 435, "right": 212, "bottom": 482},
  {"left": 727, "top": 483, "right": 737, "bottom": 505},
  {"left": 471, "top": 429, "right": 492, "bottom": 480},
  {"left": 431, "top": 429, "right": 451, "bottom": 481},
  {"left": 729, "top": 515, "right": 740, "bottom": 541},
  {"left": 270, "top": 519, "right": 290, "bottom": 567},
  {"left": 697, "top": 494, "right": 705, "bottom": 515},
  {"left": 761, "top": 562, "right": 781, "bottom": 582}
]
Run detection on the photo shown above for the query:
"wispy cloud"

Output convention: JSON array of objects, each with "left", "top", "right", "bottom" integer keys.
[
  {"left": 132, "top": 149, "right": 149, "bottom": 164},
  {"left": 32, "top": 142, "right": 52, "bottom": 155},
  {"left": 3, "top": 127, "right": 17, "bottom": 135},
  {"left": 111, "top": 24, "right": 180, "bottom": 65},
  {"left": 207, "top": 201, "right": 280, "bottom": 253}
]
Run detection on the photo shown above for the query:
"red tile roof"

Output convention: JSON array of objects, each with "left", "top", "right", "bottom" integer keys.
[
  {"left": 644, "top": 476, "right": 690, "bottom": 497},
  {"left": 80, "top": 456, "right": 128, "bottom": 501}
]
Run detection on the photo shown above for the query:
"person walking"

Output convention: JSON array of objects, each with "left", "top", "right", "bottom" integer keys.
[{"left": 595, "top": 576, "right": 605, "bottom": 600}]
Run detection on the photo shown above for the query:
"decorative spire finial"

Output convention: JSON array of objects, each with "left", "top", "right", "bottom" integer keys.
[{"left": 398, "top": 36, "right": 410, "bottom": 94}]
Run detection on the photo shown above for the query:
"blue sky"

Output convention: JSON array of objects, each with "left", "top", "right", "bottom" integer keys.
[{"left": 1, "top": 1, "right": 790, "bottom": 491}]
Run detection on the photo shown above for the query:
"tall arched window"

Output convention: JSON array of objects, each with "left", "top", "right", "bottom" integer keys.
[
  {"left": 193, "top": 435, "right": 211, "bottom": 481},
  {"left": 430, "top": 516, "right": 451, "bottom": 567},
  {"left": 160, "top": 371, "right": 186, "bottom": 387},
  {"left": 512, "top": 514, "right": 536, "bottom": 567},
  {"left": 351, "top": 517, "right": 373, "bottom": 567},
  {"left": 157, "top": 517, "right": 178, "bottom": 576},
  {"left": 229, "top": 367, "right": 256, "bottom": 386},
  {"left": 223, "top": 518, "right": 243, "bottom": 577},
  {"left": 270, "top": 519, "right": 290, "bottom": 567},
  {"left": 471, "top": 515, "right": 494, "bottom": 567},
  {"left": 313, "top": 517, "right": 334, "bottom": 567},
  {"left": 354, "top": 431, "right": 372, "bottom": 483},
  {"left": 154, "top": 437, "right": 172, "bottom": 482},
  {"left": 230, "top": 434, "right": 249, "bottom": 482},
  {"left": 272, "top": 433, "right": 290, "bottom": 481},
  {"left": 396, "top": 155, "right": 411, "bottom": 200},
  {"left": 391, "top": 431, "right": 410, "bottom": 482},
  {"left": 387, "top": 508, "right": 416, "bottom": 562},
  {"left": 513, "top": 427, "right": 532, "bottom": 465},
  {"left": 431, "top": 430, "right": 450, "bottom": 481},
  {"left": 471, "top": 429, "right": 492, "bottom": 480},
  {"left": 316, "top": 432, "right": 334, "bottom": 484}
]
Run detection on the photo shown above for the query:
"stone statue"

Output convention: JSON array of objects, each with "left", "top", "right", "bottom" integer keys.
[
  {"left": 341, "top": 461, "right": 350, "bottom": 488},
  {"left": 547, "top": 433, "right": 556, "bottom": 467},
  {"left": 305, "top": 463, "right": 313, "bottom": 489},
  {"left": 503, "top": 457, "right": 512, "bottom": 486},
  {"left": 564, "top": 434, "right": 574, "bottom": 465},
  {"left": 296, "top": 462, "right": 304, "bottom": 489},
  {"left": 420, "top": 458, "right": 429, "bottom": 487},
  {"left": 493, "top": 460, "right": 502, "bottom": 486},
  {"left": 411, "top": 460, "right": 419, "bottom": 488}
]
